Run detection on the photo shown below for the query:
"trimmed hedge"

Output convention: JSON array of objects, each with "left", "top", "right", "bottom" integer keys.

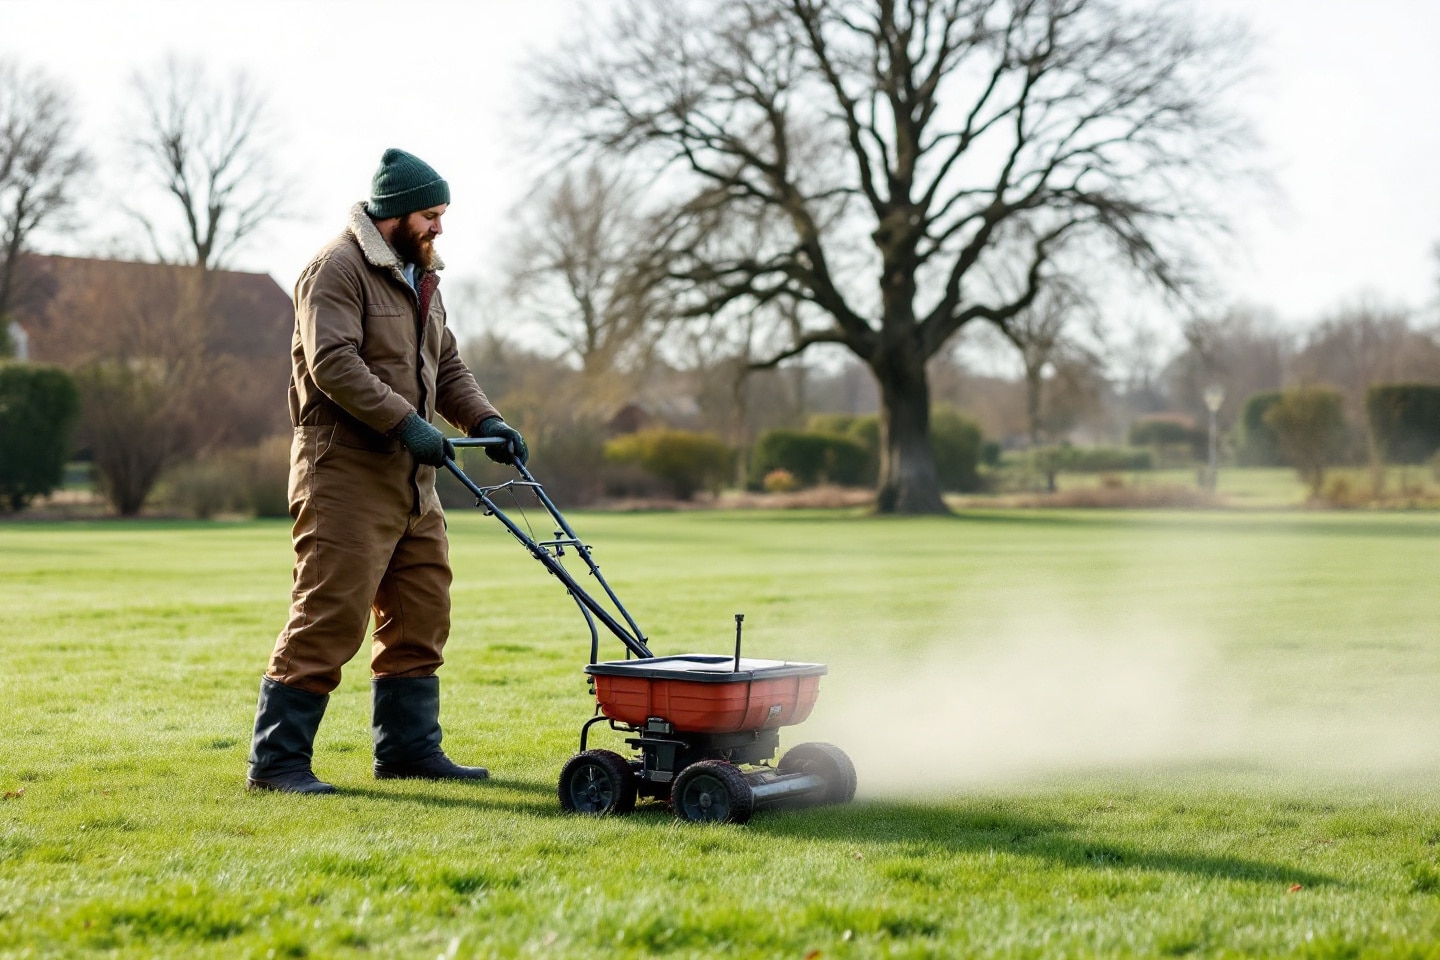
[
  {"left": 1128, "top": 416, "right": 1205, "bottom": 457},
  {"left": 604, "top": 429, "right": 733, "bottom": 500},
  {"left": 1367, "top": 383, "right": 1440, "bottom": 465},
  {"left": 0, "top": 363, "right": 80, "bottom": 511},
  {"left": 760, "top": 407, "right": 983, "bottom": 492},
  {"left": 1033, "top": 446, "right": 1154, "bottom": 473}
]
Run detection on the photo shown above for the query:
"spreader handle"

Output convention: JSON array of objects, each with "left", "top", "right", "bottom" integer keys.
[{"left": 450, "top": 437, "right": 508, "bottom": 447}]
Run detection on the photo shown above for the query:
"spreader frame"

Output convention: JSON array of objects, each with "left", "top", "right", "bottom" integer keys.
[{"left": 444, "top": 441, "right": 855, "bottom": 823}]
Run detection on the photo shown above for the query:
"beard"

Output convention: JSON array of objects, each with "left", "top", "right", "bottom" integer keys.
[{"left": 390, "top": 217, "right": 436, "bottom": 270}]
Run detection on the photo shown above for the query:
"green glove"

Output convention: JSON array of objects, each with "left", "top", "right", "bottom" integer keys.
[
  {"left": 392, "top": 411, "right": 455, "bottom": 467},
  {"left": 473, "top": 416, "right": 529, "bottom": 465}
]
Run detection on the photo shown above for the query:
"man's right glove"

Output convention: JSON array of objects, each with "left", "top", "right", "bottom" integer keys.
[
  {"left": 392, "top": 411, "right": 455, "bottom": 467},
  {"left": 473, "top": 416, "right": 529, "bottom": 465}
]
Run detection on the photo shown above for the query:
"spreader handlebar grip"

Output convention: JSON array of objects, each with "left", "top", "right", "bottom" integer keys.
[{"left": 450, "top": 437, "right": 508, "bottom": 448}]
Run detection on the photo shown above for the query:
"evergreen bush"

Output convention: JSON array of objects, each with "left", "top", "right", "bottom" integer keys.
[
  {"left": 1366, "top": 384, "right": 1440, "bottom": 465},
  {"left": 0, "top": 363, "right": 80, "bottom": 511},
  {"left": 1237, "top": 392, "right": 1284, "bottom": 466}
]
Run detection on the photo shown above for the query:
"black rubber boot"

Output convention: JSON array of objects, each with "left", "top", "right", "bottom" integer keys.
[
  {"left": 372, "top": 676, "right": 489, "bottom": 781},
  {"left": 246, "top": 677, "right": 337, "bottom": 794}
]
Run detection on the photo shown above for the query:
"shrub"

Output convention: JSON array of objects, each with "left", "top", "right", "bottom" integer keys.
[
  {"left": 0, "top": 363, "right": 80, "bottom": 511},
  {"left": 1051, "top": 446, "right": 1151, "bottom": 473},
  {"left": 762, "top": 468, "right": 799, "bottom": 493},
  {"left": 981, "top": 440, "right": 1003, "bottom": 467},
  {"left": 1366, "top": 384, "right": 1440, "bottom": 465},
  {"left": 165, "top": 458, "right": 240, "bottom": 519},
  {"left": 1237, "top": 392, "right": 1284, "bottom": 466},
  {"left": 930, "top": 406, "right": 983, "bottom": 492},
  {"left": 233, "top": 435, "right": 291, "bottom": 517},
  {"left": 1264, "top": 386, "right": 1347, "bottom": 496},
  {"left": 750, "top": 429, "right": 871, "bottom": 488},
  {"left": 604, "top": 429, "right": 733, "bottom": 500},
  {"left": 162, "top": 436, "right": 291, "bottom": 519}
]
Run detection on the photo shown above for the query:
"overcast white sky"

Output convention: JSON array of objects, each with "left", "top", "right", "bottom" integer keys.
[{"left": 3, "top": 0, "right": 1437, "bottom": 343}]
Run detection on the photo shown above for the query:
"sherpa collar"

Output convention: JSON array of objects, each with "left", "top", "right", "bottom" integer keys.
[{"left": 347, "top": 201, "right": 446, "bottom": 272}]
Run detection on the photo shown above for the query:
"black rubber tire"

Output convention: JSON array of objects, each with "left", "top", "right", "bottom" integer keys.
[
  {"left": 671, "top": 760, "right": 754, "bottom": 825},
  {"left": 777, "top": 742, "right": 857, "bottom": 805},
  {"left": 558, "top": 750, "right": 637, "bottom": 815}
]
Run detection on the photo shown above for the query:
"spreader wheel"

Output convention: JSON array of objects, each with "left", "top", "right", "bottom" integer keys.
[
  {"left": 558, "top": 750, "right": 637, "bottom": 816},
  {"left": 671, "top": 760, "right": 754, "bottom": 825},
  {"left": 777, "top": 742, "right": 857, "bottom": 805}
]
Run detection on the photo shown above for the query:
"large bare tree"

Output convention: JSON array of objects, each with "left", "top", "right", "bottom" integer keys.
[
  {"left": 128, "top": 58, "right": 287, "bottom": 271},
  {"left": 541, "top": 0, "right": 1254, "bottom": 512},
  {"left": 0, "top": 60, "right": 88, "bottom": 343}
]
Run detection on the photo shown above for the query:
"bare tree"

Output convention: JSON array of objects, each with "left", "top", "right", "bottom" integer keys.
[
  {"left": 1288, "top": 298, "right": 1440, "bottom": 493},
  {"left": 509, "top": 164, "right": 668, "bottom": 378},
  {"left": 540, "top": 0, "right": 1254, "bottom": 512},
  {"left": 128, "top": 58, "right": 287, "bottom": 271},
  {"left": 0, "top": 60, "right": 88, "bottom": 343},
  {"left": 1164, "top": 304, "right": 1288, "bottom": 425},
  {"left": 70, "top": 266, "right": 214, "bottom": 515},
  {"left": 991, "top": 274, "right": 1095, "bottom": 445},
  {"left": 1290, "top": 299, "right": 1440, "bottom": 418}
]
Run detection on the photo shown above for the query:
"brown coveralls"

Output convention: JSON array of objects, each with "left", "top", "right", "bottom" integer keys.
[{"left": 266, "top": 203, "right": 500, "bottom": 695}]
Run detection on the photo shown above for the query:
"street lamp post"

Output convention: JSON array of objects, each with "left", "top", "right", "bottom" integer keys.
[{"left": 1203, "top": 384, "right": 1225, "bottom": 492}]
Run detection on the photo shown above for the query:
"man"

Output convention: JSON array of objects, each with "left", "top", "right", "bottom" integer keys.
[{"left": 246, "top": 148, "right": 527, "bottom": 794}]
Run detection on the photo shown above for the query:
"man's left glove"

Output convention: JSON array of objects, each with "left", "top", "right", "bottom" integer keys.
[
  {"left": 392, "top": 411, "right": 455, "bottom": 467},
  {"left": 472, "top": 416, "right": 529, "bottom": 465}
]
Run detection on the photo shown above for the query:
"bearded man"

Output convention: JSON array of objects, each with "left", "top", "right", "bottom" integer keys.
[{"left": 246, "top": 148, "right": 527, "bottom": 794}]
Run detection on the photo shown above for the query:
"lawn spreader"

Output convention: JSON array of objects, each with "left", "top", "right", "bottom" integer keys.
[{"left": 446, "top": 439, "right": 856, "bottom": 824}]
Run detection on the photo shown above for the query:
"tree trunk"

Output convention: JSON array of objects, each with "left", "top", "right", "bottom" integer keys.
[
  {"left": 1025, "top": 363, "right": 1044, "bottom": 447},
  {"left": 872, "top": 347, "right": 947, "bottom": 515}
]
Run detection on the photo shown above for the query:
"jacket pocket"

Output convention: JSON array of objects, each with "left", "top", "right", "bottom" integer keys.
[
  {"left": 333, "top": 416, "right": 402, "bottom": 454},
  {"left": 290, "top": 425, "right": 336, "bottom": 503}
]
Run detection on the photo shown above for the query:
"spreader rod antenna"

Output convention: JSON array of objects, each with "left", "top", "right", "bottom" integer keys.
[{"left": 733, "top": 613, "right": 745, "bottom": 672}]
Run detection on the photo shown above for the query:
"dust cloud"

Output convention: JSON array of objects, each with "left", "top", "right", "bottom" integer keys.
[{"left": 794, "top": 597, "right": 1440, "bottom": 796}]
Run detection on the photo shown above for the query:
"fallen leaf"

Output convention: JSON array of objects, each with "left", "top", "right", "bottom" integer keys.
[
  {"left": 542, "top": 932, "right": 558, "bottom": 947},
  {"left": 3, "top": 788, "right": 24, "bottom": 800},
  {"left": 804, "top": 951, "right": 822, "bottom": 959},
  {"left": 1288, "top": 884, "right": 1304, "bottom": 893},
  {"left": 852, "top": 852, "right": 863, "bottom": 860}
]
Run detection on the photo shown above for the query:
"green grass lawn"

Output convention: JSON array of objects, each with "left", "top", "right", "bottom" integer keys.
[{"left": 3, "top": 508, "right": 1440, "bottom": 958}]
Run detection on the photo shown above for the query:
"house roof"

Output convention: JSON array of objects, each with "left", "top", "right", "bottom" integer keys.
[{"left": 7, "top": 253, "right": 293, "bottom": 368}]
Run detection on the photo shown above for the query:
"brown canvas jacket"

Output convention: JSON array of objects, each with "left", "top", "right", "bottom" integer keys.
[{"left": 287, "top": 202, "right": 500, "bottom": 516}]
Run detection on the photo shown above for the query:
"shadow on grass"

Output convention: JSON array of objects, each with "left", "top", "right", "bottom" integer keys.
[
  {"left": 340, "top": 775, "right": 558, "bottom": 810},
  {"left": 752, "top": 798, "right": 1339, "bottom": 889},
  {"left": 346, "top": 781, "right": 1336, "bottom": 888}
]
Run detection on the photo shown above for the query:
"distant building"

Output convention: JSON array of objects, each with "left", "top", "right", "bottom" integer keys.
[
  {"left": 9, "top": 253, "right": 291, "bottom": 366},
  {"left": 6, "top": 253, "right": 294, "bottom": 439}
]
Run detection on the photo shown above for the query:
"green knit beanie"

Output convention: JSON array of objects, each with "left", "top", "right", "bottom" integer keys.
[{"left": 366, "top": 148, "right": 450, "bottom": 220}]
